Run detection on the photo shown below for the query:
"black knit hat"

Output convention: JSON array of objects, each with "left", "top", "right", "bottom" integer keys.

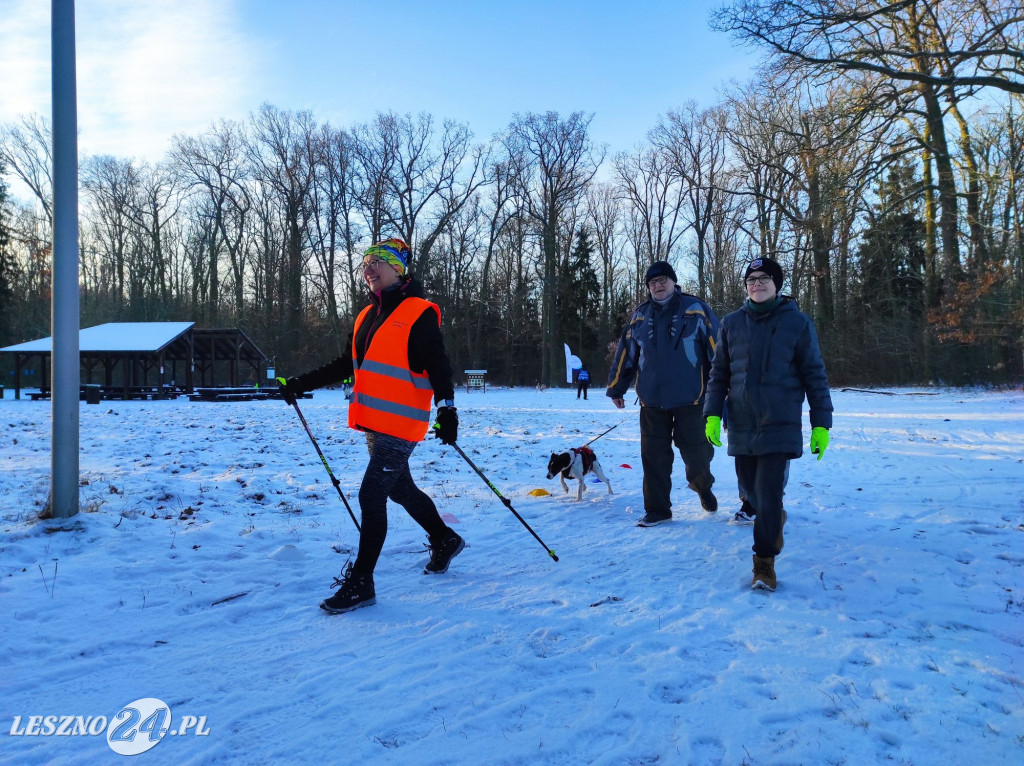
[
  {"left": 744, "top": 257, "right": 784, "bottom": 291},
  {"left": 645, "top": 261, "right": 677, "bottom": 285}
]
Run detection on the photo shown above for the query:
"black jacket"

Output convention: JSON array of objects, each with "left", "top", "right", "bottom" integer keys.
[
  {"left": 294, "top": 276, "right": 455, "bottom": 404},
  {"left": 704, "top": 296, "right": 832, "bottom": 458},
  {"left": 606, "top": 288, "right": 720, "bottom": 408}
]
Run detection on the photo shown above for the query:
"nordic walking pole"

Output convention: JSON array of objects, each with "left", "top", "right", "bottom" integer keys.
[
  {"left": 448, "top": 441, "right": 558, "bottom": 562},
  {"left": 585, "top": 412, "right": 633, "bottom": 447},
  {"left": 277, "top": 378, "right": 360, "bottom": 532}
]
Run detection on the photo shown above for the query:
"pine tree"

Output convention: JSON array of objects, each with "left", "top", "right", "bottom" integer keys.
[
  {"left": 857, "top": 162, "right": 927, "bottom": 320},
  {"left": 558, "top": 228, "right": 601, "bottom": 372},
  {"left": 852, "top": 162, "right": 927, "bottom": 381}
]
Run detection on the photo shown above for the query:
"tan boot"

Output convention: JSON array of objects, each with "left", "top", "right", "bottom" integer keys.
[{"left": 751, "top": 556, "right": 777, "bottom": 591}]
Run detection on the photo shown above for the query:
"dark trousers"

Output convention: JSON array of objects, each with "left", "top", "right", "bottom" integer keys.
[
  {"left": 577, "top": 381, "right": 589, "bottom": 399},
  {"left": 353, "top": 432, "right": 449, "bottom": 575},
  {"left": 735, "top": 453, "right": 789, "bottom": 558},
  {"left": 738, "top": 460, "right": 790, "bottom": 507},
  {"left": 639, "top": 404, "right": 714, "bottom": 516}
]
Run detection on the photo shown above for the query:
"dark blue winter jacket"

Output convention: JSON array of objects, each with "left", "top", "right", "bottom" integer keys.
[
  {"left": 606, "top": 288, "right": 720, "bottom": 408},
  {"left": 704, "top": 296, "right": 832, "bottom": 458}
]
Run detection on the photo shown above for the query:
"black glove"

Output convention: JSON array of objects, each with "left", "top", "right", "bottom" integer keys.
[
  {"left": 433, "top": 405, "right": 458, "bottom": 445},
  {"left": 277, "top": 376, "right": 304, "bottom": 406}
]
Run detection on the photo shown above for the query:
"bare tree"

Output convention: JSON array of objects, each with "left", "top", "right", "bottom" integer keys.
[
  {"left": 651, "top": 102, "right": 732, "bottom": 296},
  {"left": 350, "top": 112, "right": 488, "bottom": 277},
  {"left": 585, "top": 181, "right": 623, "bottom": 354},
  {"left": 412, "top": 126, "right": 491, "bottom": 280},
  {"left": 713, "top": 0, "right": 1024, "bottom": 95},
  {"left": 350, "top": 113, "right": 399, "bottom": 244},
  {"left": 491, "top": 216, "right": 542, "bottom": 385},
  {"left": 473, "top": 153, "right": 527, "bottom": 362},
  {"left": 724, "top": 82, "right": 801, "bottom": 264},
  {"left": 620, "top": 203, "right": 652, "bottom": 300},
  {"left": 247, "top": 104, "right": 318, "bottom": 360},
  {"left": 125, "top": 161, "right": 183, "bottom": 313},
  {"left": 706, "top": 166, "right": 748, "bottom": 310},
  {"left": 724, "top": 76, "right": 884, "bottom": 325},
  {"left": 428, "top": 194, "right": 485, "bottom": 370},
  {"left": 611, "top": 142, "right": 686, "bottom": 263},
  {"left": 0, "top": 167, "right": 18, "bottom": 343},
  {"left": 172, "top": 120, "right": 252, "bottom": 319},
  {"left": 82, "top": 155, "right": 140, "bottom": 313},
  {"left": 714, "top": 0, "right": 1024, "bottom": 288},
  {"left": 0, "top": 114, "right": 53, "bottom": 226},
  {"left": 307, "top": 124, "right": 361, "bottom": 348}
]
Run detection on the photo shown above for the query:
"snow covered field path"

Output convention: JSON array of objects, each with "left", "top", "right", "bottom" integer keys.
[{"left": 2, "top": 387, "right": 1022, "bottom": 764}]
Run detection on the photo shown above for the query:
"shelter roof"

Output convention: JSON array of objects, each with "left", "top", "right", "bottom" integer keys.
[{"left": 0, "top": 322, "right": 195, "bottom": 354}]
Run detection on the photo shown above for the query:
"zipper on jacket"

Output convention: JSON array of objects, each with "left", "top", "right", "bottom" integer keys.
[{"left": 759, "top": 325, "right": 776, "bottom": 380}]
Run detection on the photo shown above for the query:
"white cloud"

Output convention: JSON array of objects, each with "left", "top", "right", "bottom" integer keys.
[
  {"left": 0, "top": 0, "right": 52, "bottom": 122},
  {"left": 0, "top": 0, "right": 262, "bottom": 161}
]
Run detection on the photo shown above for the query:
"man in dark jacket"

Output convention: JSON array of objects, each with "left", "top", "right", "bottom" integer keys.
[
  {"left": 279, "top": 238, "right": 464, "bottom": 614},
  {"left": 576, "top": 364, "right": 590, "bottom": 400},
  {"left": 704, "top": 256, "right": 833, "bottom": 591},
  {"left": 606, "top": 261, "right": 721, "bottom": 526}
]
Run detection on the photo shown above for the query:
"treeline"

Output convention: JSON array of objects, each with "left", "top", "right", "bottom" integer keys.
[{"left": 1, "top": 0, "right": 1022, "bottom": 388}]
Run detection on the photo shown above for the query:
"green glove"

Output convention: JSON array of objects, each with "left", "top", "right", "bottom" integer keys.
[
  {"left": 810, "top": 427, "right": 829, "bottom": 460},
  {"left": 276, "top": 376, "right": 304, "bottom": 406},
  {"left": 705, "top": 416, "right": 722, "bottom": 447}
]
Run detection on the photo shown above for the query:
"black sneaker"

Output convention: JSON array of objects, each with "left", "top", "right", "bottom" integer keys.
[
  {"left": 637, "top": 513, "right": 672, "bottom": 527},
  {"left": 320, "top": 564, "right": 376, "bottom": 614},
  {"left": 424, "top": 531, "right": 465, "bottom": 574},
  {"left": 698, "top": 488, "right": 718, "bottom": 513},
  {"left": 734, "top": 499, "right": 756, "bottom": 522}
]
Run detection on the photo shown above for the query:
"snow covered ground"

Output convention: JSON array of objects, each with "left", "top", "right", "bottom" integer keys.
[{"left": 1, "top": 386, "right": 1022, "bottom": 765}]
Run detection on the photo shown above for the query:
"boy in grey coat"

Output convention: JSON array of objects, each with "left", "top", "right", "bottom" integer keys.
[{"left": 704, "top": 257, "right": 833, "bottom": 590}]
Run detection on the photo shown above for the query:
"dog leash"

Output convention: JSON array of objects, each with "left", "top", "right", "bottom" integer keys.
[{"left": 585, "top": 412, "right": 634, "bottom": 447}]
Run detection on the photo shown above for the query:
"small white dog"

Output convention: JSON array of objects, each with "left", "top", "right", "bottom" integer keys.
[{"left": 546, "top": 446, "right": 613, "bottom": 502}]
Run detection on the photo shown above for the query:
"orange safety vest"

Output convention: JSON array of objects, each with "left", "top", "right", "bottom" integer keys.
[{"left": 348, "top": 297, "right": 440, "bottom": 441}]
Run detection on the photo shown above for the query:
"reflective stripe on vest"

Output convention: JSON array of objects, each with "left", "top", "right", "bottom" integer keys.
[
  {"left": 348, "top": 297, "right": 440, "bottom": 441},
  {"left": 356, "top": 358, "right": 435, "bottom": 391}
]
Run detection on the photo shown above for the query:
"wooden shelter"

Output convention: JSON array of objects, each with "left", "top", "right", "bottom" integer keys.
[{"left": 0, "top": 322, "right": 271, "bottom": 400}]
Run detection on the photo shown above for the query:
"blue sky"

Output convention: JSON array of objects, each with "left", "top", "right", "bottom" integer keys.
[{"left": 0, "top": 0, "right": 762, "bottom": 162}]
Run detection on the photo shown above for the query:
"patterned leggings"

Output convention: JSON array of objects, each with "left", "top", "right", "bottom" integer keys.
[{"left": 352, "top": 432, "right": 448, "bottom": 575}]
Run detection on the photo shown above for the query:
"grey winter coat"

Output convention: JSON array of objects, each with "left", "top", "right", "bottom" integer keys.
[
  {"left": 606, "top": 288, "right": 721, "bottom": 408},
  {"left": 704, "top": 296, "right": 833, "bottom": 458}
]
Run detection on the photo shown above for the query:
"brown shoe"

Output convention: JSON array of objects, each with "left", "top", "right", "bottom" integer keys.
[
  {"left": 698, "top": 487, "right": 718, "bottom": 513},
  {"left": 751, "top": 555, "right": 777, "bottom": 591}
]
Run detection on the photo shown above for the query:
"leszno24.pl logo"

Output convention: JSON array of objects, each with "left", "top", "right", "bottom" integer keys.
[{"left": 9, "top": 698, "right": 209, "bottom": 756}]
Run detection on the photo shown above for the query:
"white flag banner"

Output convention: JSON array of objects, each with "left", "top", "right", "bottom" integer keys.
[{"left": 564, "top": 343, "right": 582, "bottom": 384}]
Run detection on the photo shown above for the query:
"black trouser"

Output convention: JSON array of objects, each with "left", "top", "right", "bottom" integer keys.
[
  {"left": 353, "top": 432, "right": 449, "bottom": 575},
  {"left": 735, "top": 453, "right": 789, "bottom": 558},
  {"left": 738, "top": 460, "right": 790, "bottom": 509},
  {"left": 577, "top": 381, "right": 589, "bottom": 399},
  {"left": 639, "top": 404, "right": 714, "bottom": 516}
]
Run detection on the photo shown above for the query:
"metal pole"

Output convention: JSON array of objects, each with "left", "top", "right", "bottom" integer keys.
[
  {"left": 449, "top": 442, "right": 558, "bottom": 562},
  {"left": 277, "top": 381, "right": 360, "bottom": 532},
  {"left": 49, "top": 0, "right": 79, "bottom": 518}
]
